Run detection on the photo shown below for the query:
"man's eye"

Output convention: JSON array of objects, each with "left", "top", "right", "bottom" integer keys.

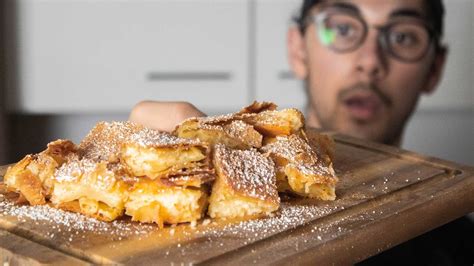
[
  {"left": 390, "top": 32, "right": 418, "bottom": 46},
  {"left": 335, "top": 24, "right": 353, "bottom": 37}
]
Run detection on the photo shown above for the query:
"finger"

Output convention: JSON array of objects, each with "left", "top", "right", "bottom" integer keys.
[{"left": 129, "top": 101, "right": 205, "bottom": 132}]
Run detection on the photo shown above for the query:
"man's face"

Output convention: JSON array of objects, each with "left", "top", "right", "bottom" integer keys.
[{"left": 289, "top": 0, "right": 445, "bottom": 145}]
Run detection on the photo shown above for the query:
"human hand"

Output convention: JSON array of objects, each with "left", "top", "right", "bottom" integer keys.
[{"left": 128, "top": 101, "right": 205, "bottom": 132}]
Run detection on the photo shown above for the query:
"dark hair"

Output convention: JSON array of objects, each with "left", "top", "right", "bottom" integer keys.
[{"left": 295, "top": 0, "right": 445, "bottom": 40}]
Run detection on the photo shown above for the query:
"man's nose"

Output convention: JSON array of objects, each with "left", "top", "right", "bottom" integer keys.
[{"left": 355, "top": 31, "right": 387, "bottom": 80}]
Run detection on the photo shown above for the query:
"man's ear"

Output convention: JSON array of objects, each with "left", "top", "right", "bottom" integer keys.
[
  {"left": 287, "top": 27, "right": 308, "bottom": 79},
  {"left": 423, "top": 46, "right": 448, "bottom": 94}
]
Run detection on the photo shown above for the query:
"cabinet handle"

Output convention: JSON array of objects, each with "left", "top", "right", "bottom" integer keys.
[
  {"left": 147, "top": 71, "right": 232, "bottom": 81},
  {"left": 278, "top": 71, "right": 295, "bottom": 80}
]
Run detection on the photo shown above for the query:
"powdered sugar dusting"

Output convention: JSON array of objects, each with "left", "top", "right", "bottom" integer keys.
[
  {"left": 79, "top": 121, "right": 144, "bottom": 161},
  {"left": 54, "top": 158, "right": 97, "bottom": 183},
  {"left": 214, "top": 144, "right": 278, "bottom": 203},
  {"left": 0, "top": 197, "right": 155, "bottom": 241},
  {"left": 262, "top": 134, "right": 335, "bottom": 178},
  {"left": 223, "top": 120, "right": 262, "bottom": 148},
  {"left": 0, "top": 192, "right": 346, "bottom": 256},
  {"left": 205, "top": 201, "right": 343, "bottom": 239},
  {"left": 197, "top": 113, "right": 236, "bottom": 125},
  {"left": 179, "top": 113, "right": 236, "bottom": 128},
  {"left": 128, "top": 127, "right": 203, "bottom": 148}
]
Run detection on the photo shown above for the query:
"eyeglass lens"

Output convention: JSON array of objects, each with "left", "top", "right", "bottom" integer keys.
[
  {"left": 385, "top": 23, "right": 430, "bottom": 61},
  {"left": 315, "top": 12, "right": 432, "bottom": 62}
]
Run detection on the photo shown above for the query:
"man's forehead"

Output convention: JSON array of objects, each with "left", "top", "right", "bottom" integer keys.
[{"left": 313, "top": 0, "right": 427, "bottom": 23}]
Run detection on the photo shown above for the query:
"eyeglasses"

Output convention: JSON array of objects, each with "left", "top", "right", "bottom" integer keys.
[{"left": 309, "top": 10, "right": 437, "bottom": 62}]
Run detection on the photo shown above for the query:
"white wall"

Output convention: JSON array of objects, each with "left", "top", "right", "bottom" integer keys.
[{"left": 402, "top": 0, "right": 474, "bottom": 166}]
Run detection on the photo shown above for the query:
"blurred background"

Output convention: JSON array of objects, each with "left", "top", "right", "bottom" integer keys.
[{"left": 0, "top": 0, "right": 472, "bottom": 166}]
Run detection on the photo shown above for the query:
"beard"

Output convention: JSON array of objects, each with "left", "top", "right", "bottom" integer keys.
[
  {"left": 337, "top": 82, "right": 392, "bottom": 108},
  {"left": 306, "top": 81, "right": 412, "bottom": 146}
]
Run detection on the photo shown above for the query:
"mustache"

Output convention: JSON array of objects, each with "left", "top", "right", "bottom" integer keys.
[{"left": 338, "top": 82, "right": 392, "bottom": 107}]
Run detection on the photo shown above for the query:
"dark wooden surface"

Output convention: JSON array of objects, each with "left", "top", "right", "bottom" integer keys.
[{"left": 0, "top": 129, "right": 473, "bottom": 265}]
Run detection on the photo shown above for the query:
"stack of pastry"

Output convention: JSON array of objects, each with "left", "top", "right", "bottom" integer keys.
[
  {"left": 3, "top": 101, "right": 338, "bottom": 226},
  {"left": 175, "top": 101, "right": 338, "bottom": 203}
]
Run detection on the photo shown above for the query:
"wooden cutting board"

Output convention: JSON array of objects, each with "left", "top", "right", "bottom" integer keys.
[{"left": 0, "top": 129, "right": 473, "bottom": 265}]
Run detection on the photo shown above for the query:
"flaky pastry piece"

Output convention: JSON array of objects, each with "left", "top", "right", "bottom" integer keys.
[
  {"left": 51, "top": 159, "right": 130, "bottom": 221},
  {"left": 79, "top": 121, "right": 145, "bottom": 162},
  {"left": 208, "top": 144, "right": 279, "bottom": 219},
  {"left": 306, "top": 131, "right": 336, "bottom": 166},
  {"left": 175, "top": 117, "right": 263, "bottom": 149},
  {"left": 3, "top": 121, "right": 213, "bottom": 225},
  {"left": 236, "top": 101, "right": 278, "bottom": 114},
  {"left": 237, "top": 101, "right": 304, "bottom": 137},
  {"left": 261, "top": 133, "right": 338, "bottom": 200},
  {"left": 174, "top": 101, "right": 280, "bottom": 149},
  {"left": 239, "top": 108, "right": 305, "bottom": 137},
  {"left": 125, "top": 178, "right": 208, "bottom": 227},
  {"left": 3, "top": 139, "right": 77, "bottom": 205},
  {"left": 121, "top": 127, "right": 212, "bottom": 179},
  {"left": 175, "top": 101, "right": 304, "bottom": 150},
  {"left": 163, "top": 171, "right": 215, "bottom": 188}
]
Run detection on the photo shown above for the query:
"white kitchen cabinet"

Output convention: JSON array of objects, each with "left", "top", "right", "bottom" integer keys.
[
  {"left": 254, "top": 0, "right": 305, "bottom": 110},
  {"left": 3, "top": 0, "right": 473, "bottom": 167},
  {"left": 7, "top": 0, "right": 471, "bottom": 114},
  {"left": 6, "top": 0, "right": 249, "bottom": 113}
]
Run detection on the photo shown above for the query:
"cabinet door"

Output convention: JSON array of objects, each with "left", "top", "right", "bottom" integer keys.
[
  {"left": 8, "top": 0, "right": 249, "bottom": 113},
  {"left": 255, "top": 0, "right": 305, "bottom": 110}
]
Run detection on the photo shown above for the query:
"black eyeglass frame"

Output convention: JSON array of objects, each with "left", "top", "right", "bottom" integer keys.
[{"left": 305, "top": 9, "right": 440, "bottom": 63}]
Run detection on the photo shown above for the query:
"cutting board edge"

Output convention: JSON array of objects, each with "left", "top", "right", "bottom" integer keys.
[{"left": 198, "top": 165, "right": 474, "bottom": 265}]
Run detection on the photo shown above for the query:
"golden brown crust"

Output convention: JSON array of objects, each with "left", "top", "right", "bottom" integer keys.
[
  {"left": 174, "top": 101, "right": 302, "bottom": 149},
  {"left": 212, "top": 144, "right": 279, "bottom": 204},
  {"left": 79, "top": 121, "right": 145, "bottom": 162},
  {"left": 165, "top": 172, "right": 215, "bottom": 188},
  {"left": 3, "top": 153, "right": 61, "bottom": 205},
  {"left": 115, "top": 169, "right": 215, "bottom": 189},
  {"left": 236, "top": 101, "right": 278, "bottom": 114},
  {"left": 261, "top": 133, "right": 338, "bottom": 200},
  {"left": 125, "top": 179, "right": 208, "bottom": 226},
  {"left": 208, "top": 144, "right": 280, "bottom": 219},
  {"left": 240, "top": 108, "right": 305, "bottom": 137},
  {"left": 44, "top": 139, "right": 78, "bottom": 164},
  {"left": 223, "top": 120, "right": 263, "bottom": 148},
  {"left": 126, "top": 126, "right": 206, "bottom": 149},
  {"left": 121, "top": 128, "right": 211, "bottom": 179},
  {"left": 175, "top": 117, "right": 263, "bottom": 150},
  {"left": 262, "top": 134, "right": 336, "bottom": 182},
  {"left": 51, "top": 158, "right": 129, "bottom": 221},
  {"left": 13, "top": 167, "right": 46, "bottom": 205},
  {"left": 306, "top": 131, "right": 336, "bottom": 163},
  {"left": 2, "top": 101, "right": 338, "bottom": 225}
]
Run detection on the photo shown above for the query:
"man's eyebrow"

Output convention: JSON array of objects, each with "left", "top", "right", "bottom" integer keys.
[
  {"left": 321, "top": 2, "right": 361, "bottom": 15},
  {"left": 389, "top": 8, "right": 426, "bottom": 20}
]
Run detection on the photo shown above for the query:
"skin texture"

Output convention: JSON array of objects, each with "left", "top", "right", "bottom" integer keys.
[
  {"left": 129, "top": 101, "right": 205, "bottom": 132},
  {"left": 288, "top": 0, "right": 446, "bottom": 145},
  {"left": 130, "top": 0, "right": 446, "bottom": 146}
]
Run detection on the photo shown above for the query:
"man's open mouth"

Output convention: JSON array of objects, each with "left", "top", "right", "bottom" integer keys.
[{"left": 343, "top": 93, "right": 382, "bottom": 121}]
